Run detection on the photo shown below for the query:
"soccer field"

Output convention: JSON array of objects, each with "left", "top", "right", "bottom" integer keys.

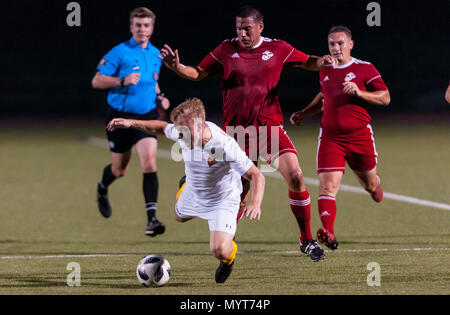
[{"left": 0, "top": 121, "right": 449, "bottom": 295}]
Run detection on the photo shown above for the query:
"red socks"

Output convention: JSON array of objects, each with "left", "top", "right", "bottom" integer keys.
[
  {"left": 289, "top": 190, "right": 313, "bottom": 243},
  {"left": 318, "top": 195, "right": 337, "bottom": 233}
]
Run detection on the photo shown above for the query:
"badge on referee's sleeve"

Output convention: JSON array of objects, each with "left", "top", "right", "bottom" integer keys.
[{"left": 98, "top": 57, "right": 107, "bottom": 67}]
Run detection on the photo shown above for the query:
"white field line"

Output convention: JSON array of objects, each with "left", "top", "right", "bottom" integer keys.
[
  {"left": 1, "top": 248, "right": 449, "bottom": 260},
  {"left": 85, "top": 136, "right": 450, "bottom": 211}
]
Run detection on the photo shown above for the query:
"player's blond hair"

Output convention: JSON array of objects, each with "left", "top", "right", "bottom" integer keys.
[
  {"left": 130, "top": 7, "right": 156, "bottom": 24},
  {"left": 170, "top": 98, "right": 206, "bottom": 123}
]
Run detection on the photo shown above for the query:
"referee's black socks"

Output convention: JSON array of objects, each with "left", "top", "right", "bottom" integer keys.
[
  {"left": 98, "top": 164, "right": 116, "bottom": 195},
  {"left": 143, "top": 172, "right": 159, "bottom": 222}
]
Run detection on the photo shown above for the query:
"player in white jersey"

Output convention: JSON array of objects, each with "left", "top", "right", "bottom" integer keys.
[{"left": 107, "top": 97, "right": 265, "bottom": 283}]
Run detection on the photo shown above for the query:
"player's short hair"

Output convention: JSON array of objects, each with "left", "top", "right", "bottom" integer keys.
[
  {"left": 328, "top": 25, "right": 352, "bottom": 39},
  {"left": 236, "top": 5, "right": 263, "bottom": 23},
  {"left": 130, "top": 7, "right": 156, "bottom": 24},
  {"left": 170, "top": 98, "right": 206, "bottom": 123}
]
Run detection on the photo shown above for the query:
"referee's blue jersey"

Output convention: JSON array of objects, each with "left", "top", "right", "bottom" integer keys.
[{"left": 97, "top": 38, "right": 162, "bottom": 114}]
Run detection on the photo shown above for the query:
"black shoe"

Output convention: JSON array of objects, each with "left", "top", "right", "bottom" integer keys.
[
  {"left": 300, "top": 239, "right": 325, "bottom": 262},
  {"left": 145, "top": 219, "right": 166, "bottom": 237},
  {"left": 97, "top": 182, "right": 112, "bottom": 218},
  {"left": 215, "top": 260, "right": 234, "bottom": 283},
  {"left": 179, "top": 175, "right": 186, "bottom": 189}
]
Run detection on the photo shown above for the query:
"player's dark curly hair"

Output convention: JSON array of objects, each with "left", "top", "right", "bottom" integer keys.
[{"left": 236, "top": 5, "right": 263, "bottom": 23}]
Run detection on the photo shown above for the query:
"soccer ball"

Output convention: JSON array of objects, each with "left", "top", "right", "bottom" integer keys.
[{"left": 136, "top": 254, "right": 171, "bottom": 287}]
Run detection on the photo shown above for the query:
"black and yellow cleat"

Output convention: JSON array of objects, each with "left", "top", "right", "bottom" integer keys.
[
  {"left": 176, "top": 176, "right": 186, "bottom": 201},
  {"left": 215, "top": 260, "right": 234, "bottom": 283}
]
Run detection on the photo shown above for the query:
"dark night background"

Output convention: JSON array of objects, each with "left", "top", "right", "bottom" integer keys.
[{"left": 1, "top": 0, "right": 449, "bottom": 121}]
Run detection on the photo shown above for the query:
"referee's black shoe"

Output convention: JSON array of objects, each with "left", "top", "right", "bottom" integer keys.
[
  {"left": 96, "top": 182, "right": 112, "bottom": 218},
  {"left": 145, "top": 219, "right": 166, "bottom": 237}
]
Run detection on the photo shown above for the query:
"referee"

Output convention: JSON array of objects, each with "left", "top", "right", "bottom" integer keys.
[{"left": 92, "top": 7, "right": 169, "bottom": 237}]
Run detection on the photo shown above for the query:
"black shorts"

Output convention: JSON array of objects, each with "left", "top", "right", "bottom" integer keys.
[{"left": 105, "top": 107, "right": 159, "bottom": 153}]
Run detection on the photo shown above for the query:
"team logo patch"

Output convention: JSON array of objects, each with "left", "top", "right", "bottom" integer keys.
[
  {"left": 207, "top": 155, "right": 215, "bottom": 167},
  {"left": 262, "top": 50, "right": 274, "bottom": 61},
  {"left": 98, "top": 57, "right": 107, "bottom": 67},
  {"left": 345, "top": 72, "right": 356, "bottom": 82},
  {"left": 153, "top": 72, "right": 159, "bottom": 81}
]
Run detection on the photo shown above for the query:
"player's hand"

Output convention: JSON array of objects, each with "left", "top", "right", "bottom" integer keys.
[
  {"left": 157, "top": 95, "right": 170, "bottom": 110},
  {"left": 124, "top": 73, "right": 140, "bottom": 86},
  {"left": 107, "top": 118, "right": 133, "bottom": 132},
  {"left": 319, "top": 55, "right": 338, "bottom": 69},
  {"left": 290, "top": 111, "right": 306, "bottom": 125},
  {"left": 342, "top": 81, "right": 360, "bottom": 96},
  {"left": 243, "top": 204, "right": 261, "bottom": 221},
  {"left": 159, "top": 44, "right": 180, "bottom": 71}
]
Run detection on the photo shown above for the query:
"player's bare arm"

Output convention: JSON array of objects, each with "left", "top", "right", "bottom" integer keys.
[
  {"left": 159, "top": 44, "right": 209, "bottom": 81},
  {"left": 342, "top": 82, "right": 391, "bottom": 106},
  {"left": 445, "top": 84, "right": 450, "bottom": 104},
  {"left": 300, "top": 55, "right": 337, "bottom": 71},
  {"left": 290, "top": 92, "right": 324, "bottom": 125},
  {"left": 91, "top": 72, "right": 141, "bottom": 89},
  {"left": 241, "top": 165, "right": 265, "bottom": 221},
  {"left": 107, "top": 118, "right": 168, "bottom": 135},
  {"left": 155, "top": 83, "right": 170, "bottom": 110}
]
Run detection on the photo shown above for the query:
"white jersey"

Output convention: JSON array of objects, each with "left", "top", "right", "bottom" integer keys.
[{"left": 164, "top": 121, "right": 254, "bottom": 213}]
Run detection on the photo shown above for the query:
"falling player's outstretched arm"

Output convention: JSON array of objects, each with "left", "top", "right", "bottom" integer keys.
[
  {"left": 342, "top": 82, "right": 391, "bottom": 106},
  {"left": 107, "top": 118, "right": 169, "bottom": 135},
  {"left": 241, "top": 165, "right": 265, "bottom": 221},
  {"left": 159, "top": 44, "right": 209, "bottom": 81},
  {"left": 290, "top": 92, "right": 324, "bottom": 125}
]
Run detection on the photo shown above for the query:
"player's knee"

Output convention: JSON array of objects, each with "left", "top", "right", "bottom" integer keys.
[
  {"left": 287, "top": 170, "right": 304, "bottom": 191},
  {"left": 365, "top": 181, "right": 378, "bottom": 193},
  {"left": 174, "top": 213, "right": 187, "bottom": 223},
  {"left": 320, "top": 184, "right": 338, "bottom": 197},
  {"left": 210, "top": 243, "right": 228, "bottom": 260},
  {"left": 141, "top": 160, "right": 157, "bottom": 173},
  {"left": 112, "top": 167, "right": 127, "bottom": 178}
]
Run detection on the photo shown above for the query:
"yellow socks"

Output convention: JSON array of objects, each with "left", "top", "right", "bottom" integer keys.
[
  {"left": 221, "top": 241, "right": 237, "bottom": 265},
  {"left": 176, "top": 182, "right": 185, "bottom": 201}
]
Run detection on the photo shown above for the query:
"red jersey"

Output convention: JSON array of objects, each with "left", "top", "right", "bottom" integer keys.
[
  {"left": 198, "top": 37, "right": 309, "bottom": 128},
  {"left": 319, "top": 58, "right": 388, "bottom": 135}
]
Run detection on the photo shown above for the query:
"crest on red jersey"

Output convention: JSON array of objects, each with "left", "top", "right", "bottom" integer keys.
[
  {"left": 262, "top": 50, "right": 274, "bottom": 61},
  {"left": 345, "top": 72, "right": 356, "bottom": 82}
]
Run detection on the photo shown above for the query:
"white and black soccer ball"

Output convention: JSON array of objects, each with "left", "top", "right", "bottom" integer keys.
[{"left": 136, "top": 254, "right": 171, "bottom": 287}]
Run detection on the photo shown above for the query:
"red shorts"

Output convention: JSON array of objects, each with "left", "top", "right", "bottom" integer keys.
[
  {"left": 317, "top": 125, "right": 378, "bottom": 173},
  {"left": 225, "top": 125, "right": 297, "bottom": 165}
]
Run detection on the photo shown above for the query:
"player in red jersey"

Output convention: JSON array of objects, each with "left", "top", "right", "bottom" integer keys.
[
  {"left": 290, "top": 26, "right": 391, "bottom": 250},
  {"left": 159, "top": 5, "right": 337, "bottom": 261}
]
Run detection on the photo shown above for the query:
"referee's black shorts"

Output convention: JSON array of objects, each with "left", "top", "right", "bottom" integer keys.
[{"left": 105, "top": 107, "right": 159, "bottom": 153}]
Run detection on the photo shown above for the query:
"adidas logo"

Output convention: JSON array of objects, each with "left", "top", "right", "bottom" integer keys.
[
  {"left": 320, "top": 211, "right": 330, "bottom": 217},
  {"left": 231, "top": 53, "right": 240, "bottom": 58},
  {"left": 324, "top": 76, "right": 329, "bottom": 82}
]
